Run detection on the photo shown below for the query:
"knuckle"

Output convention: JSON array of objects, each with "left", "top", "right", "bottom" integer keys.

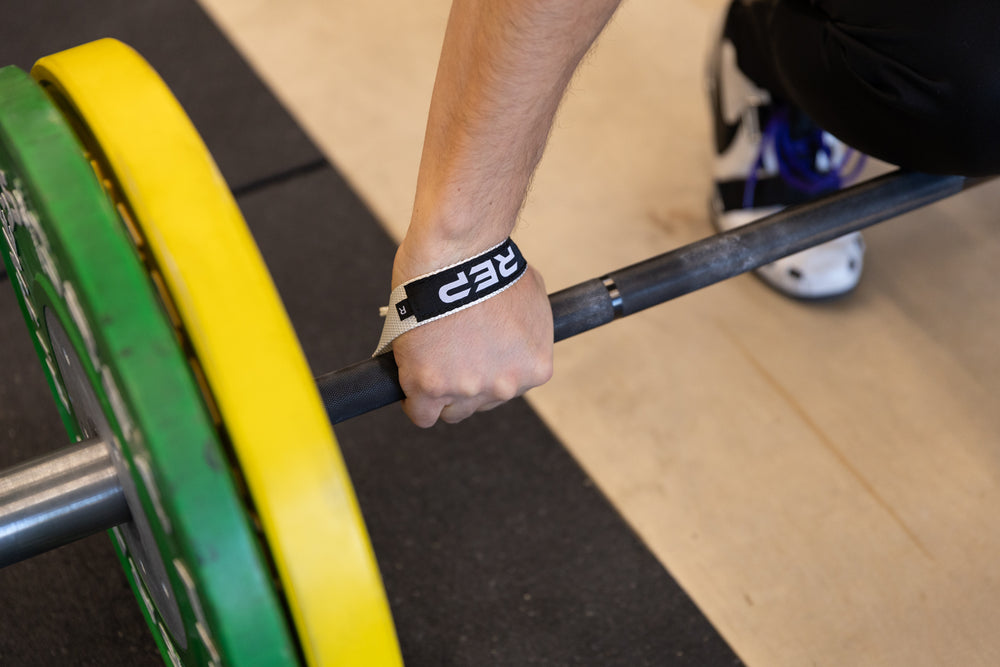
[
  {"left": 526, "top": 350, "right": 554, "bottom": 387},
  {"left": 535, "top": 356, "right": 554, "bottom": 385},
  {"left": 455, "top": 375, "right": 483, "bottom": 399},
  {"left": 491, "top": 376, "right": 519, "bottom": 402},
  {"left": 405, "top": 367, "right": 448, "bottom": 399}
]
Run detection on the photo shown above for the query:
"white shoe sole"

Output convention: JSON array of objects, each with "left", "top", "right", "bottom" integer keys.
[{"left": 710, "top": 194, "right": 865, "bottom": 299}]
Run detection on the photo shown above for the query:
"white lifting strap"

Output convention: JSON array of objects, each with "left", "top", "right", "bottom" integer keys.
[{"left": 374, "top": 238, "right": 527, "bottom": 355}]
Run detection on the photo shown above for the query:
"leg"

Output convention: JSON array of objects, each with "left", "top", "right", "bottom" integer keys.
[
  {"left": 710, "top": 0, "right": 869, "bottom": 298},
  {"left": 727, "top": 0, "right": 1000, "bottom": 176}
]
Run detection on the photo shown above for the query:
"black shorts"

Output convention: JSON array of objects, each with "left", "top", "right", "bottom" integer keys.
[{"left": 726, "top": 0, "right": 1000, "bottom": 175}]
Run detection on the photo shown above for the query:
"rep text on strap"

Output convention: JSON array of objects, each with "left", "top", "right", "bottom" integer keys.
[{"left": 374, "top": 237, "right": 527, "bottom": 355}]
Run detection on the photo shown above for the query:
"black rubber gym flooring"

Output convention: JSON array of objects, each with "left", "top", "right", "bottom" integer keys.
[{"left": 0, "top": 2, "right": 743, "bottom": 665}]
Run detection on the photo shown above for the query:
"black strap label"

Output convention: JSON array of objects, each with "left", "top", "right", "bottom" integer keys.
[{"left": 402, "top": 238, "right": 526, "bottom": 322}]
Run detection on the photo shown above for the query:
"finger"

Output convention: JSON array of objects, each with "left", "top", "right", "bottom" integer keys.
[
  {"left": 439, "top": 400, "right": 481, "bottom": 424},
  {"left": 401, "top": 395, "right": 448, "bottom": 429}
]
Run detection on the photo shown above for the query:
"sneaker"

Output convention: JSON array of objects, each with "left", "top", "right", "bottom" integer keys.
[{"left": 708, "top": 35, "right": 867, "bottom": 299}]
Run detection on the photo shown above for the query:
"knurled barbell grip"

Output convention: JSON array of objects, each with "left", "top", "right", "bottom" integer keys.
[
  {"left": 317, "top": 170, "right": 985, "bottom": 425},
  {"left": 317, "top": 353, "right": 405, "bottom": 425},
  {"left": 315, "top": 277, "right": 619, "bottom": 424}
]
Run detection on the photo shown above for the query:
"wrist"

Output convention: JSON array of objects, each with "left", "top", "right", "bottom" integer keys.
[
  {"left": 394, "top": 213, "right": 516, "bottom": 287},
  {"left": 378, "top": 237, "right": 529, "bottom": 355}
]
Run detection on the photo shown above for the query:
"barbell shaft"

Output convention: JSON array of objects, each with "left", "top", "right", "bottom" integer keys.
[
  {"left": 0, "top": 169, "right": 990, "bottom": 566},
  {"left": 0, "top": 437, "right": 128, "bottom": 567},
  {"left": 317, "top": 169, "right": 989, "bottom": 424}
]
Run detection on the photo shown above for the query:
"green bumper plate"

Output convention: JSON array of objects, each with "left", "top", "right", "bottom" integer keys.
[{"left": 0, "top": 65, "right": 300, "bottom": 665}]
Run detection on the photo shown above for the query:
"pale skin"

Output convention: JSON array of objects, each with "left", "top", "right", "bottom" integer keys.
[{"left": 391, "top": 0, "right": 622, "bottom": 427}]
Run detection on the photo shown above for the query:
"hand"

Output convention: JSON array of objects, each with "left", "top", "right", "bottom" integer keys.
[{"left": 391, "top": 264, "right": 554, "bottom": 427}]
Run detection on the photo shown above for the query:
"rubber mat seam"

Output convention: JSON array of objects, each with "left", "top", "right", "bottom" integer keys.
[{"left": 230, "top": 158, "right": 328, "bottom": 197}]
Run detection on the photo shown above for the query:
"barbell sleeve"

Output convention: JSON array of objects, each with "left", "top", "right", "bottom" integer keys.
[
  {"left": 318, "top": 169, "right": 988, "bottom": 424},
  {"left": 0, "top": 437, "right": 129, "bottom": 567}
]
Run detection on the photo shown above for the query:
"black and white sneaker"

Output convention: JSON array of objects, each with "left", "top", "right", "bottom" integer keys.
[{"left": 708, "top": 35, "right": 867, "bottom": 299}]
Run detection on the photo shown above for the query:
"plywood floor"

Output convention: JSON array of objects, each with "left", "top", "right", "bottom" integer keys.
[{"left": 197, "top": 2, "right": 1000, "bottom": 665}]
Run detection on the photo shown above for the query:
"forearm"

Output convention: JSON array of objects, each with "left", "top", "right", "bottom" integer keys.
[
  {"left": 389, "top": 0, "right": 618, "bottom": 427},
  {"left": 398, "top": 0, "right": 621, "bottom": 278}
]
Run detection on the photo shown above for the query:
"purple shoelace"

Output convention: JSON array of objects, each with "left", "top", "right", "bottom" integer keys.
[{"left": 743, "top": 106, "right": 867, "bottom": 209}]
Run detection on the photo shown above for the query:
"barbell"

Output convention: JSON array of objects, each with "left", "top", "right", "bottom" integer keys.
[{"left": 0, "top": 38, "right": 987, "bottom": 666}]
